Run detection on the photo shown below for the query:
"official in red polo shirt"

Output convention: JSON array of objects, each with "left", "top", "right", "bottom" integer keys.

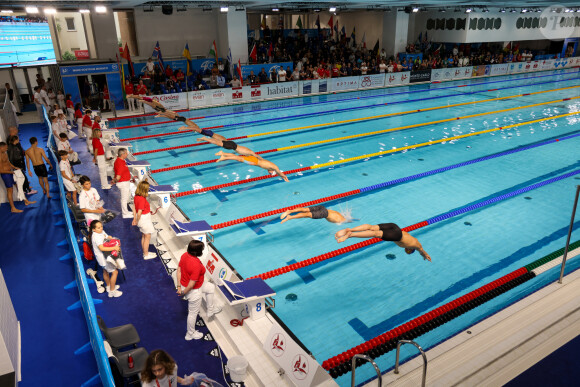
[
  {"left": 92, "top": 128, "right": 111, "bottom": 189},
  {"left": 125, "top": 80, "right": 135, "bottom": 111},
  {"left": 113, "top": 148, "right": 132, "bottom": 218},
  {"left": 82, "top": 109, "right": 93, "bottom": 152},
  {"left": 176, "top": 240, "right": 221, "bottom": 340}
]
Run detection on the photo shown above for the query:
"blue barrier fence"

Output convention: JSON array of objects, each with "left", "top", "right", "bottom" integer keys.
[{"left": 44, "top": 110, "right": 115, "bottom": 387}]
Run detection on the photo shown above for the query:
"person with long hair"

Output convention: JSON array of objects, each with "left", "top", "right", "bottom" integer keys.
[
  {"left": 132, "top": 180, "right": 157, "bottom": 259},
  {"left": 140, "top": 350, "right": 192, "bottom": 387},
  {"left": 177, "top": 240, "right": 221, "bottom": 340},
  {"left": 89, "top": 220, "right": 122, "bottom": 297},
  {"left": 92, "top": 129, "right": 111, "bottom": 189}
]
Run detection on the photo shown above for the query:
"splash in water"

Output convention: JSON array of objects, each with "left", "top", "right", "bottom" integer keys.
[{"left": 337, "top": 203, "right": 357, "bottom": 224}]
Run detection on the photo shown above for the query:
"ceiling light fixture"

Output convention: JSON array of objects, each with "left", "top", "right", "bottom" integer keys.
[
  {"left": 220, "top": 6, "right": 228, "bottom": 13},
  {"left": 25, "top": 6, "right": 39, "bottom": 13},
  {"left": 439, "top": 7, "right": 446, "bottom": 12},
  {"left": 272, "top": 8, "right": 279, "bottom": 12},
  {"left": 510, "top": 8, "right": 517, "bottom": 13},
  {"left": 329, "top": 7, "right": 336, "bottom": 12},
  {"left": 412, "top": 7, "right": 419, "bottom": 12},
  {"left": 79, "top": 8, "right": 90, "bottom": 13},
  {"left": 44, "top": 8, "right": 57, "bottom": 14},
  {"left": 95, "top": 6, "right": 107, "bottom": 13},
  {"left": 0, "top": 9, "right": 13, "bottom": 13},
  {"left": 499, "top": 8, "right": 506, "bottom": 13},
  {"left": 465, "top": 8, "right": 472, "bottom": 13},
  {"left": 521, "top": 8, "right": 527, "bottom": 13}
]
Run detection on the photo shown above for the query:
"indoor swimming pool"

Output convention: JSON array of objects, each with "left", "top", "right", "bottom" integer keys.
[{"left": 111, "top": 68, "right": 580, "bottom": 385}]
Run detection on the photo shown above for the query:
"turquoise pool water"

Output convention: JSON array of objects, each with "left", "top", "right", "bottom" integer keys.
[{"left": 115, "top": 69, "right": 580, "bottom": 385}]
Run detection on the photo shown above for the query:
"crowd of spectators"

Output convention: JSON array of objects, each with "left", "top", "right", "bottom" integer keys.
[{"left": 0, "top": 15, "right": 48, "bottom": 23}]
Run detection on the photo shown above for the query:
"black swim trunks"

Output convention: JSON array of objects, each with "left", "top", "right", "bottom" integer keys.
[
  {"left": 174, "top": 116, "right": 187, "bottom": 122},
  {"left": 309, "top": 205, "right": 329, "bottom": 219},
  {"left": 378, "top": 223, "right": 403, "bottom": 242},
  {"left": 200, "top": 129, "right": 214, "bottom": 137},
  {"left": 154, "top": 106, "right": 166, "bottom": 112},
  {"left": 222, "top": 140, "right": 237, "bottom": 151},
  {"left": 33, "top": 164, "right": 48, "bottom": 178}
]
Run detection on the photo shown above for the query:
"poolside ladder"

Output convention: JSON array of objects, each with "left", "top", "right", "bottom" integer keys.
[
  {"left": 558, "top": 185, "right": 580, "bottom": 284},
  {"left": 394, "top": 340, "right": 427, "bottom": 387},
  {"left": 351, "top": 354, "right": 382, "bottom": 387}
]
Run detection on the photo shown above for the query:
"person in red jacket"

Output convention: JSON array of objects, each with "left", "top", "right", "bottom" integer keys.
[
  {"left": 92, "top": 128, "right": 111, "bottom": 189},
  {"left": 136, "top": 80, "right": 148, "bottom": 110},
  {"left": 125, "top": 80, "right": 135, "bottom": 111}
]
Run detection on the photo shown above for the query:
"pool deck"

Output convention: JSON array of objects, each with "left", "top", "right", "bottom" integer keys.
[{"left": 376, "top": 246, "right": 580, "bottom": 387}]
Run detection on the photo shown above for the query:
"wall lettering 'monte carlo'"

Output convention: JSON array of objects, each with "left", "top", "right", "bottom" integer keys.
[{"left": 426, "top": 18, "right": 502, "bottom": 31}]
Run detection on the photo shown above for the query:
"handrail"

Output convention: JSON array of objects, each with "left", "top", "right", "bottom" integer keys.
[
  {"left": 394, "top": 340, "right": 427, "bottom": 387},
  {"left": 44, "top": 107, "right": 115, "bottom": 387},
  {"left": 558, "top": 185, "right": 580, "bottom": 284},
  {"left": 351, "top": 354, "right": 381, "bottom": 387}
]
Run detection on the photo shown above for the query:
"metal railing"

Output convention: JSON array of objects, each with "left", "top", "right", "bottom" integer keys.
[
  {"left": 394, "top": 340, "right": 427, "bottom": 387},
  {"left": 351, "top": 354, "right": 382, "bottom": 387},
  {"left": 558, "top": 185, "right": 580, "bottom": 284}
]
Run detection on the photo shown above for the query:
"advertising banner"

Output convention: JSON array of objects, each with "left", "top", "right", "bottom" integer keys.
[
  {"left": 237, "top": 62, "right": 293, "bottom": 79},
  {"left": 431, "top": 68, "right": 453, "bottom": 82},
  {"left": 472, "top": 65, "right": 491, "bottom": 77},
  {"left": 553, "top": 58, "right": 571, "bottom": 69},
  {"left": 454, "top": 66, "right": 473, "bottom": 79},
  {"left": 410, "top": 69, "right": 431, "bottom": 83},
  {"left": 385, "top": 72, "right": 411, "bottom": 86},
  {"left": 318, "top": 79, "right": 328, "bottom": 93},
  {"left": 328, "top": 76, "right": 359, "bottom": 92},
  {"left": 300, "top": 79, "right": 319, "bottom": 95},
  {"left": 358, "top": 74, "right": 385, "bottom": 89},
  {"left": 230, "top": 87, "right": 251, "bottom": 103},
  {"left": 490, "top": 63, "right": 508, "bottom": 76},
  {"left": 144, "top": 92, "right": 188, "bottom": 113},
  {"left": 189, "top": 90, "right": 210, "bottom": 108},
  {"left": 60, "top": 63, "right": 120, "bottom": 76},
  {"left": 508, "top": 62, "right": 526, "bottom": 74},
  {"left": 209, "top": 89, "right": 231, "bottom": 105},
  {"left": 261, "top": 82, "right": 299, "bottom": 99},
  {"left": 264, "top": 324, "right": 318, "bottom": 387}
]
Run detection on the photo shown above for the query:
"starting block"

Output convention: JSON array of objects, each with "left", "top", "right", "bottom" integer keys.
[
  {"left": 109, "top": 142, "right": 132, "bottom": 158},
  {"left": 101, "top": 128, "right": 119, "bottom": 143},
  {"left": 149, "top": 184, "right": 177, "bottom": 208},
  {"left": 126, "top": 160, "right": 150, "bottom": 181},
  {"left": 171, "top": 219, "right": 213, "bottom": 244},
  {"left": 219, "top": 278, "right": 276, "bottom": 320}
]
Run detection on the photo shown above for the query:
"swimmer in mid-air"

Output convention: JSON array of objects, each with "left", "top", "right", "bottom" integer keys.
[
  {"left": 127, "top": 94, "right": 166, "bottom": 112},
  {"left": 155, "top": 109, "right": 226, "bottom": 139},
  {"left": 335, "top": 223, "right": 431, "bottom": 261},
  {"left": 280, "top": 205, "right": 350, "bottom": 224},
  {"left": 198, "top": 136, "right": 260, "bottom": 158},
  {"left": 215, "top": 151, "right": 289, "bottom": 182}
]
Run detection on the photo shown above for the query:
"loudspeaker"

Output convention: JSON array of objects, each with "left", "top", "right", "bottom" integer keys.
[{"left": 162, "top": 5, "right": 173, "bottom": 15}]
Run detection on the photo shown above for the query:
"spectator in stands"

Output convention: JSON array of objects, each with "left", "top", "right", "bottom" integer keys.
[
  {"left": 35, "top": 73, "right": 45, "bottom": 88},
  {"left": 278, "top": 67, "right": 287, "bottom": 82},
  {"left": 229, "top": 75, "right": 241, "bottom": 88},
  {"left": 146, "top": 58, "right": 155, "bottom": 76},
  {"left": 270, "top": 67, "right": 278, "bottom": 83},
  {"left": 25, "top": 137, "right": 52, "bottom": 199},
  {"left": 58, "top": 150, "right": 77, "bottom": 205},
  {"left": 92, "top": 129, "right": 111, "bottom": 190},
  {"left": 137, "top": 80, "right": 148, "bottom": 108},
  {"left": 218, "top": 60, "right": 225, "bottom": 73},
  {"left": 217, "top": 74, "right": 226, "bottom": 88},
  {"left": 247, "top": 70, "right": 258, "bottom": 85},
  {"left": 211, "top": 64, "right": 219, "bottom": 77},
  {"left": 165, "top": 64, "right": 173, "bottom": 78},
  {"left": 89, "top": 220, "right": 123, "bottom": 298},
  {"left": 258, "top": 68, "right": 269, "bottom": 83},
  {"left": 177, "top": 240, "right": 221, "bottom": 340},
  {"left": 0, "top": 141, "right": 35, "bottom": 212},
  {"left": 140, "top": 350, "right": 193, "bottom": 387},
  {"left": 209, "top": 73, "right": 218, "bottom": 89},
  {"left": 175, "top": 69, "right": 185, "bottom": 83},
  {"left": 125, "top": 80, "right": 135, "bottom": 111},
  {"left": 112, "top": 148, "right": 132, "bottom": 219},
  {"left": 57, "top": 133, "right": 79, "bottom": 164},
  {"left": 132, "top": 180, "right": 157, "bottom": 259}
]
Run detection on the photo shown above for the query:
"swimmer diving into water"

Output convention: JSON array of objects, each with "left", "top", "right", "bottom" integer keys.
[
  {"left": 215, "top": 151, "right": 289, "bottom": 182},
  {"left": 280, "top": 205, "right": 351, "bottom": 224},
  {"left": 156, "top": 109, "right": 228, "bottom": 139},
  {"left": 335, "top": 223, "right": 431, "bottom": 261}
]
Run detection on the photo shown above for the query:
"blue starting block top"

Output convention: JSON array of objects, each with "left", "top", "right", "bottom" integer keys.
[
  {"left": 109, "top": 142, "right": 132, "bottom": 147},
  {"left": 219, "top": 278, "right": 276, "bottom": 305},
  {"left": 170, "top": 219, "right": 213, "bottom": 236},
  {"left": 127, "top": 160, "right": 151, "bottom": 167},
  {"left": 149, "top": 184, "right": 176, "bottom": 194}
]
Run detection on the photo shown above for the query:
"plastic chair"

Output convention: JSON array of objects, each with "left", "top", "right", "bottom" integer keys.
[
  {"left": 97, "top": 315, "right": 140, "bottom": 350},
  {"left": 110, "top": 346, "right": 148, "bottom": 386}
]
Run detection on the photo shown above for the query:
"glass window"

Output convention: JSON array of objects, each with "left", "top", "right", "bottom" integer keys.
[{"left": 65, "top": 17, "right": 75, "bottom": 31}]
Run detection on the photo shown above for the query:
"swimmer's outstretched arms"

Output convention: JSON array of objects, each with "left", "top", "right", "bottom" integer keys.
[
  {"left": 335, "top": 223, "right": 431, "bottom": 261},
  {"left": 280, "top": 206, "right": 348, "bottom": 224},
  {"left": 215, "top": 151, "right": 289, "bottom": 182}
]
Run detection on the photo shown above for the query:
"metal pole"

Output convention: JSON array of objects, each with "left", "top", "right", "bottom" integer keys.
[
  {"left": 558, "top": 185, "right": 580, "bottom": 284},
  {"left": 394, "top": 340, "right": 427, "bottom": 387},
  {"left": 351, "top": 354, "right": 381, "bottom": 387}
]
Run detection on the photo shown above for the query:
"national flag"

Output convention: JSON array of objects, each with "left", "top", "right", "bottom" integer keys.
[
  {"left": 227, "top": 47, "right": 233, "bottom": 77},
  {"left": 372, "top": 39, "right": 380, "bottom": 56},
  {"left": 182, "top": 43, "right": 192, "bottom": 76},
  {"left": 261, "top": 16, "right": 266, "bottom": 29},
  {"left": 209, "top": 40, "right": 218, "bottom": 63},
  {"left": 350, "top": 27, "right": 356, "bottom": 46},
  {"left": 417, "top": 32, "right": 422, "bottom": 44},
  {"left": 296, "top": 15, "right": 303, "bottom": 29},
  {"left": 116, "top": 53, "right": 126, "bottom": 97},
  {"left": 433, "top": 43, "right": 443, "bottom": 56},
  {"left": 315, "top": 15, "right": 320, "bottom": 30},
  {"left": 361, "top": 32, "right": 366, "bottom": 48},
  {"left": 237, "top": 59, "right": 243, "bottom": 86},
  {"left": 341, "top": 26, "right": 345, "bottom": 36},
  {"left": 268, "top": 42, "right": 273, "bottom": 57},
  {"left": 121, "top": 42, "right": 134, "bottom": 78},
  {"left": 328, "top": 15, "right": 333, "bottom": 34},
  {"left": 334, "top": 19, "right": 338, "bottom": 39},
  {"left": 249, "top": 43, "right": 257, "bottom": 63},
  {"left": 504, "top": 42, "right": 512, "bottom": 51},
  {"left": 424, "top": 31, "right": 428, "bottom": 43},
  {"left": 152, "top": 41, "right": 165, "bottom": 73}
]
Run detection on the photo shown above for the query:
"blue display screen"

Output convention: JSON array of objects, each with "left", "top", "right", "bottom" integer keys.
[{"left": 0, "top": 18, "right": 57, "bottom": 68}]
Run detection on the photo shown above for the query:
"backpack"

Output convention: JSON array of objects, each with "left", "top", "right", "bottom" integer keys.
[{"left": 83, "top": 241, "right": 94, "bottom": 260}]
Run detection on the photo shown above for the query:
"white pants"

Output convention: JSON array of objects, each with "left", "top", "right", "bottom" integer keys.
[
  {"left": 76, "top": 118, "right": 83, "bottom": 134},
  {"left": 84, "top": 126, "right": 93, "bottom": 152},
  {"left": 67, "top": 108, "right": 75, "bottom": 125},
  {"left": 96, "top": 155, "right": 109, "bottom": 188},
  {"left": 127, "top": 97, "right": 135, "bottom": 111},
  {"left": 183, "top": 282, "right": 216, "bottom": 337},
  {"left": 103, "top": 98, "right": 111, "bottom": 110},
  {"left": 36, "top": 105, "right": 44, "bottom": 122},
  {"left": 69, "top": 151, "right": 79, "bottom": 163},
  {"left": 117, "top": 181, "right": 132, "bottom": 217}
]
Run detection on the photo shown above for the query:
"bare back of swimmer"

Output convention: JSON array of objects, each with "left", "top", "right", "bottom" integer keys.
[
  {"left": 199, "top": 136, "right": 260, "bottom": 158},
  {"left": 335, "top": 223, "right": 431, "bottom": 261},
  {"left": 280, "top": 206, "right": 348, "bottom": 224},
  {"left": 215, "top": 151, "right": 289, "bottom": 182}
]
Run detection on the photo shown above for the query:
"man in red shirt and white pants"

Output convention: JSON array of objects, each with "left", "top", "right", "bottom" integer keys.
[
  {"left": 177, "top": 240, "right": 221, "bottom": 340},
  {"left": 137, "top": 80, "right": 148, "bottom": 111},
  {"left": 112, "top": 148, "right": 132, "bottom": 218},
  {"left": 82, "top": 110, "right": 93, "bottom": 152},
  {"left": 125, "top": 80, "right": 135, "bottom": 111}
]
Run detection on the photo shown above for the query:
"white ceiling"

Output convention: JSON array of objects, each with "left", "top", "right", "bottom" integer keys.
[{"left": 1, "top": 0, "right": 580, "bottom": 13}]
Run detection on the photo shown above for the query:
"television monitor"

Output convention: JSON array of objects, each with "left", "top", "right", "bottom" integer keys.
[{"left": 0, "top": 15, "right": 57, "bottom": 68}]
